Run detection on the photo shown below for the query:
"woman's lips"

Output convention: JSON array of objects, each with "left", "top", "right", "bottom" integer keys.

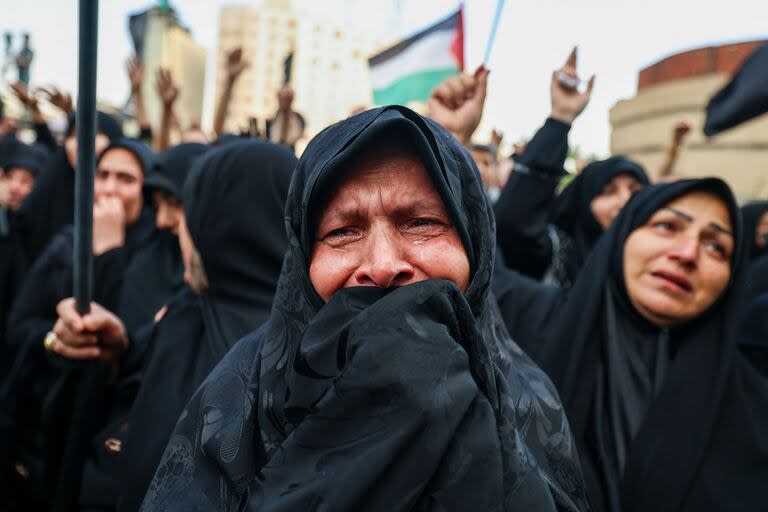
[{"left": 650, "top": 270, "right": 693, "bottom": 293}]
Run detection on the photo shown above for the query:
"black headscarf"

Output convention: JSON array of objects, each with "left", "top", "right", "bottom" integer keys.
[
  {"left": 499, "top": 178, "right": 767, "bottom": 511},
  {"left": 140, "top": 106, "right": 588, "bottom": 512},
  {"left": 550, "top": 157, "right": 649, "bottom": 271},
  {"left": 740, "top": 200, "right": 768, "bottom": 260},
  {"left": 111, "top": 141, "right": 296, "bottom": 512},
  {"left": 142, "top": 142, "right": 210, "bottom": 200},
  {"left": 65, "top": 111, "right": 125, "bottom": 142},
  {"left": 14, "top": 111, "right": 124, "bottom": 263},
  {"left": 3, "top": 143, "right": 49, "bottom": 178}
]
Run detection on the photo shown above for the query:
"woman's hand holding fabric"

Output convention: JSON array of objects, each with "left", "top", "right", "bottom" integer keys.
[{"left": 251, "top": 282, "right": 502, "bottom": 512}]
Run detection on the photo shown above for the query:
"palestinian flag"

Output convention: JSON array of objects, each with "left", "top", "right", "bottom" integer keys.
[{"left": 369, "top": 8, "right": 464, "bottom": 106}]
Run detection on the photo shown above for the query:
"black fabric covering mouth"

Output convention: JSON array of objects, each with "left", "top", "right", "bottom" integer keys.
[
  {"left": 139, "top": 106, "right": 589, "bottom": 512},
  {"left": 142, "top": 143, "right": 210, "bottom": 200}
]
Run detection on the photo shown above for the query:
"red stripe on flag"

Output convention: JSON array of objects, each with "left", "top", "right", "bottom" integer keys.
[{"left": 450, "top": 5, "right": 464, "bottom": 71}]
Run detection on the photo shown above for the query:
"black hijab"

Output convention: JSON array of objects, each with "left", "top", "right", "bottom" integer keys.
[
  {"left": 3, "top": 142, "right": 49, "bottom": 179},
  {"left": 140, "top": 106, "right": 588, "bottom": 512},
  {"left": 142, "top": 142, "right": 210, "bottom": 200},
  {"left": 740, "top": 200, "right": 768, "bottom": 260},
  {"left": 113, "top": 141, "right": 296, "bottom": 512},
  {"left": 500, "top": 178, "right": 767, "bottom": 511},
  {"left": 549, "top": 156, "right": 649, "bottom": 280},
  {"left": 14, "top": 111, "right": 124, "bottom": 263}
]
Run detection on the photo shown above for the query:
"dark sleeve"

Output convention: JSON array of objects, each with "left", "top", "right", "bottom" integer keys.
[
  {"left": 5, "top": 235, "right": 71, "bottom": 352},
  {"left": 493, "top": 118, "right": 570, "bottom": 280},
  {"left": 492, "top": 259, "right": 564, "bottom": 355},
  {"left": 34, "top": 121, "right": 58, "bottom": 152}
]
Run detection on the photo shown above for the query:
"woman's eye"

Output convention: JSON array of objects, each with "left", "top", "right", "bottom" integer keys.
[
  {"left": 652, "top": 221, "right": 675, "bottom": 232},
  {"left": 321, "top": 226, "right": 365, "bottom": 247},
  {"left": 404, "top": 218, "right": 447, "bottom": 232},
  {"left": 326, "top": 227, "right": 353, "bottom": 239},
  {"left": 704, "top": 240, "right": 728, "bottom": 259},
  {"left": 410, "top": 218, "right": 437, "bottom": 228}
]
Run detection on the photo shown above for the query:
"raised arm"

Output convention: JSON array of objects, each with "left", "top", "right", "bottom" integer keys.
[
  {"left": 213, "top": 47, "right": 249, "bottom": 136},
  {"left": 127, "top": 56, "right": 152, "bottom": 144},
  {"left": 427, "top": 66, "right": 489, "bottom": 146},
  {"left": 12, "top": 82, "right": 56, "bottom": 151},
  {"left": 493, "top": 47, "right": 594, "bottom": 279},
  {"left": 154, "top": 68, "right": 179, "bottom": 152},
  {"left": 657, "top": 120, "right": 691, "bottom": 181}
]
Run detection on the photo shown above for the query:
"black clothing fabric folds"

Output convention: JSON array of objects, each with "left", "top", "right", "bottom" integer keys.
[
  {"left": 14, "top": 112, "right": 124, "bottom": 263},
  {"left": 142, "top": 142, "right": 210, "bottom": 200},
  {"left": 740, "top": 200, "right": 768, "bottom": 260},
  {"left": 495, "top": 178, "right": 768, "bottom": 511},
  {"left": 110, "top": 141, "right": 297, "bottom": 512},
  {"left": 494, "top": 117, "right": 649, "bottom": 288},
  {"left": 140, "top": 106, "right": 588, "bottom": 512}
]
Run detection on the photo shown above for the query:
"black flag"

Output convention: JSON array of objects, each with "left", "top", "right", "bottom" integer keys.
[
  {"left": 704, "top": 43, "right": 768, "bottom": 136},
  {"left": 128, "top": 9, "right": 149, "bottom": 61},
  {"left": 283, "top": 52, "right": 293, "bottom": 85}
]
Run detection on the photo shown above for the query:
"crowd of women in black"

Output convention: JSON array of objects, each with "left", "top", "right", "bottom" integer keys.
[{"left": 0, "top": 44, "right": 766, "bottom": 512}]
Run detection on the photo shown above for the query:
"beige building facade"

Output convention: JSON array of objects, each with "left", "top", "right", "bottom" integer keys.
[
  {"left": 215, "top": 0, "right": 375, "bottom": 136},
  {"left": 610, "top": 41, "right": 768, "bottom": 200},
  {"left": 141, "top": 7, "right": 207, "bottom": 132}
]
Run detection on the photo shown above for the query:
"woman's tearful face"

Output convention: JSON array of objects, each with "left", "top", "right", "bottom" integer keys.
[{"left": 309, "top": 149, "right": 470, "bottom": 303}]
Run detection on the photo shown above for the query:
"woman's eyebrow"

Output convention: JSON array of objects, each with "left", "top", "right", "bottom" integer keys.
[
  {"left": 707, "top": 223, "right": 733, "bottom": 237},
  {"left": 663, "top": 207, "right": 693, "bottom": 223},
  {"left": 662, "top": 207, "right": 733, "bottom": 237}
]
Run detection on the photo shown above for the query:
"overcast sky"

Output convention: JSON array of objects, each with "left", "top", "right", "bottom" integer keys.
[{"left": 1, "top": 0, "right": 766, "bottom": 156}]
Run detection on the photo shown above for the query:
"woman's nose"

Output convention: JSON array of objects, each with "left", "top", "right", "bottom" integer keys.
[
  {"left": 668, "top": 236, "right": 699, "bottom": 267},
  {"left": 353, "top": 227, "right": 415, "bottom": 289}
]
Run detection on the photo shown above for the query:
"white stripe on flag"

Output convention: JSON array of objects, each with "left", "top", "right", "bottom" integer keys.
[{"left": 370, "top": 29, "right": 457, "bottom": 91}]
